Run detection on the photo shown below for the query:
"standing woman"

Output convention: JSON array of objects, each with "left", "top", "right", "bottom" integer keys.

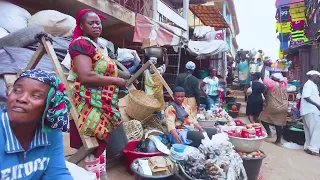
[
  {"left": 238, "top": 55, "right": 250, "bottom": 91},
  {"left": 246, "top": 72, "right": 265, "bottom": 123},
  {"left": 68, "top": 9, "right": 127, "bottom": 177},
  {"left": 259, "top": 63, "right": 289, "bottom": 145},
  {"left": 201, "top": 68, "right": 220, "bottom": 110}
]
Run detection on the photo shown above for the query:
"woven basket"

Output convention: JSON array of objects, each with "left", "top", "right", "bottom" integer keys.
[
  {"left": 125, "top": 90, "right": 160, "bottom": 121},
  {"left": 142, "top": 114, "right": 167, "bottom": 134},
  {"left": 123, "top": 120, "right": 144, "bottom": 141}
]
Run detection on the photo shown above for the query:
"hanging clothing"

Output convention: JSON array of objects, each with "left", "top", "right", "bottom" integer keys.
[
  {"left": 291, "top": 20, "right": 305, "bottom": 31},
  {"left": 259, "top": 77, "right": 288, "bottom": 126},
  {"left": 238, "top": 61, "right": 250, "bottom": 85},
  {"left": 276, "top": 6, "right": 291, "bottom": 22},
  {"left": 144, "top": 64, "right": 166, "bottom": 111},
  {"left": 276, "top": 22, "right": 292, "bottom": 33}
]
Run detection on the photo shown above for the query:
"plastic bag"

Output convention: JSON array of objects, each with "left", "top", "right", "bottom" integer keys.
[{"left": 136, "top": 138, "right": 159, "bottom": 153}]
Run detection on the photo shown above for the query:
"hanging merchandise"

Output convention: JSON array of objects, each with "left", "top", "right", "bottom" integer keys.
[
  {"left": 276, "top": 6, "right": 291, "bottom": 22},
  {"left": 291, "top": 20, "right": 305, "bottom": 31}
]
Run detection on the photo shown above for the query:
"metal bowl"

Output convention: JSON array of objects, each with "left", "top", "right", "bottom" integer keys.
[
  {"left": 229, "top": 132, "right": 267, "bottom": 153},
  {"left": 144, "top": 47, "right": 163, "bottom": 60}
]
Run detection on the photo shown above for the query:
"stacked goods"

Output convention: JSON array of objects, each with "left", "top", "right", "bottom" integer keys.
[
  {"left": 237, "top": 151, "right": 265, "bottom": 159},
  {"left": 265, "top": 59, "right": 292, "bottom": 72},
  {"left": 225, "top": 123, "right": 263, "bottom": 139}
]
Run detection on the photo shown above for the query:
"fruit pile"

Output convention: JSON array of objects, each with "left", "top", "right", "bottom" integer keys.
[
  {"left": 231, "top": 105, "right": 238, "bottom": 112},
  {"left": 237, "top": 151, "right": 264, "bottom": 158},
  {"left": 225, "top": 123, "right": 263, "bottom": 139},
  {"left": 226, "top": 89, "right": 235, "bottom": 97},
  {"left": 265, "top": 59, "right": 292, "bottom": 72}
]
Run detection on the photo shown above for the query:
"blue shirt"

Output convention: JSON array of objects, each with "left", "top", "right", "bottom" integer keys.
[{"left": 0, "top": 110, "right": 73, "bottom": 180}]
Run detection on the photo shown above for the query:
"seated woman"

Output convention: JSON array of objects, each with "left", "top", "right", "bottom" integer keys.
[
  {"left": 0, "top": 69, "right": 73, "bottom": 179},
  {"left": 165, "top": 87, "right": 217, "bottom": 148}
]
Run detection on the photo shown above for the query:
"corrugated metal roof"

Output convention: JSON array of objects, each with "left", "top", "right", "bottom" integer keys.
[{"left": 189, "top": 5, "right": 229, "bottom": 28}]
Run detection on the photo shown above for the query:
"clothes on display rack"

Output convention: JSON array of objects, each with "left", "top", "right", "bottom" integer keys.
[
  {"left": 276, "top": 6, "right": 291, "bottom": 22},
  {"left": 291, "top": 20, "right": 305, "bottom": 31},
  {"left": 276, "top": 22, "right": 292, "bottom": 33}
]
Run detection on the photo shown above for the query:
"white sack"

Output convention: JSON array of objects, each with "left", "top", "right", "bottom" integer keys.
[
  {"left": 28, "top": 10, "right": 76, "bottom": 37},
  {"left": 65, "top": 161, "right": 97, "bottom": 180},
  {"left": 0, "top": 28, "right": 9, "bottom": 39},
  {"left": 0, "top": 2, "right": 31, "bottom": 33}
]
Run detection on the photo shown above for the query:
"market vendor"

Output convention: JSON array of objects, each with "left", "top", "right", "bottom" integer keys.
[
  {"left": 165, "top": 87, "right": 217, "bottom": 148},
  {"left": 144, "top": 48, "right": 169, "bottom": 118},
  {"left": 0, "top": 69, "right": 72, "bottom": 179},
  {"left": 174, "top": 61, "right": 200, "bottom": 117},
  {"left": 68, "top": 9, "right": 127, "bottom": 177},
  {"left": 259, "top": 63, "right": 289, "bottom": 145}
]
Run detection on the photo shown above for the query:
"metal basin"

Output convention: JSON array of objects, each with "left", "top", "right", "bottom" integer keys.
[
  {"left": 144, "top": 47, "right": 163, "bottom": 60},
  {"left": 229, "top": 132, "right": 267, "bottom": 153}
]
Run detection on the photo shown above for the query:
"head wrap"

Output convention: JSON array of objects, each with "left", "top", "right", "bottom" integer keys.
[
  {"left": 307, "top": 70, "right": 320, "bottom": 76},
  {"left": 185, "top": 61, "right": 196, "bottom": 70},
  {"left": 69, "top": 9, "right": 106, "bottom": 48},
  {"left": 271, "top": 72, "right": 284, "bottom": 82},
  {"left": 173, "top": 86, "right": 185, "bottom": 93},
  {"left": 17, "top": 69, "right": 71, "bottom": 132}
]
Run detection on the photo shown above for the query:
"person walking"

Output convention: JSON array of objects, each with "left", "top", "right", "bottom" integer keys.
[
  {"left": 300, "top": 70, "right": 320, "bottom": 156},
  {"left": 174, "top": 61, "right": 200, "bottom": 117},
  {"left": 201, "top": 68, "right": 220, "bottom": 110},
  {"left": 246, "top": 72, "right": 265, "bottom": 123},
  {"left": 259, "top": 63, "right": 289, "bottom": 145}
]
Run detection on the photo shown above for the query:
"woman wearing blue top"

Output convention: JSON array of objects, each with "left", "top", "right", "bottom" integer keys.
[
  {"left": 0, "top": 69, "right": 73, "bottom": 180},
  {"left": 201, "top": 68, "right": 220, "bottom": 110}
]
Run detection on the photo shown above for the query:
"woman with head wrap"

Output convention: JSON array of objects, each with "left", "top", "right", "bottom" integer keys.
[
  {"left": 259, "top": 64, "right": 289, "bottom": 145},
  {"left": 300, "top": 70, "right": 320, "bottom": 156},
  {"left": 67, "top": 9, "right": 127, "bottom": 177},
  {"left": 0, "top": 69, "right": 72, "bottom": 179},
  {"left": 165, "top": 87, "right": 217, "bottom": 148}
]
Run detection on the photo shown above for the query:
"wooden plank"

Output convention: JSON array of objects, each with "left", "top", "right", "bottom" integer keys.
[
  {"left": 126, "top": 60, "right": 152, "bottom": 87},
  {"left": 150, "top": 64, "right": 174, "bottom": 99},
  {"left": 41, "top": 37, "right": 98, "bottom": 151}
]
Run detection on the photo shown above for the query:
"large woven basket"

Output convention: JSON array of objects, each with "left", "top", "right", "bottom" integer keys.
[{"left": 125, "top": 90, "right": 161, "bottom": 121}]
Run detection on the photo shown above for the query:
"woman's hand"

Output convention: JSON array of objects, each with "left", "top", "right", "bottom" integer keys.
[{"left": 115, "top": 78, "right": 126, "bottom": 88}]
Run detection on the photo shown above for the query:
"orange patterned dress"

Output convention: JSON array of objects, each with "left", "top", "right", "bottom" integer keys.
[{"left": 69, "top": 37, "right": 121, "bottom": 140}]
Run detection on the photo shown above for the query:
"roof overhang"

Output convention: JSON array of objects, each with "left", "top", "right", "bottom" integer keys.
[{"left": 189, "top": 5, "right": 229, "bottom": 29}]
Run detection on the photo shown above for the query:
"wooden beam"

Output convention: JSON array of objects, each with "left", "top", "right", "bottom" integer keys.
[{"left": 126, "top": 61, "right": 153, "bottom": 87}]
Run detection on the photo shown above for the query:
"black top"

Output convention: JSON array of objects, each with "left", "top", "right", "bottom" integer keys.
[
  {"left": 246, "top": 81, "right": 266, "bottom": 116},
  {"left": 174, "top": 72, "right": 200, "bottom": 106}
]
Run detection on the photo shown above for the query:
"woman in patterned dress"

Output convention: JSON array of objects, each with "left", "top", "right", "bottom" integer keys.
[{"left": 68, "top": 9, "right": 126, "bottom": 178}]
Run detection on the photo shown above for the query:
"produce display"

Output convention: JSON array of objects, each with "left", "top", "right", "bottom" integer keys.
[
  {"left": 237, "top": 151, "right": 265, "bottom": 159},
  {"left": 197, "top": 105, "right": 233, "bottom": 123},
  {"left": 179, "top": 134, "right": 247, "bottom": 180},
  {"left": 224, "top": 123, "right": 263, "bottom": 139}
]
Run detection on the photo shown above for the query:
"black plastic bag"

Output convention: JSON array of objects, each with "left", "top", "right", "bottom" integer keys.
[{"left": 136, "top": 138, "right": 159, "bottom": 153}]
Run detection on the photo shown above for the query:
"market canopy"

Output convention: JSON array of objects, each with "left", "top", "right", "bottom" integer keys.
[{"left": 189, "top": 5, "right": 229, "bottom": 29}]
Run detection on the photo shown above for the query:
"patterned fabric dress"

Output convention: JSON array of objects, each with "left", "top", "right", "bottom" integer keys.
[{"left": 69, "top": 37, "right": 121, "bottom": 141}]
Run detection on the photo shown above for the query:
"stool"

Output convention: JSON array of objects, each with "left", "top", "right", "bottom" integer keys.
[{"left": 288, "top": 92, "right": 296, "bottom": 101}]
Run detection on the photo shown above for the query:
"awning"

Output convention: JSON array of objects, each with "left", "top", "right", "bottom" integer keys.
[
  {"left": 189, "top": 5, "right": 229, "bottom": 28},
  {"left": 133, "top": 14, "right": 188, "bottom": 47}
]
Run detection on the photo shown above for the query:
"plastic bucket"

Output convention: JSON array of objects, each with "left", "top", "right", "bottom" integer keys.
[
  {"left": 241, "top": 151, "right": 266, "bottom": 180},
  {"left": 225, "top": 96, "right": 236, "bottom": 103},
  {"left": 130, "top": 157, "right": 175, "bottom": 180},
  {"left": 227, "top": 102, "right": 241, "bottom": 111},
  {"left": 107, "top": 122, "right": 128, "bottom": 159},
  {"left": 123, "top": 140, "right": 163, "bottom": 174}
]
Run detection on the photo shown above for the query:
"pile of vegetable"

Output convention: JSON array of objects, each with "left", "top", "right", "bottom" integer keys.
[
  {"left": 224, "top": 123, "right": 263, "bottom": 139},
  {"left": 237, "top": 151, "right": 265, "bottom": 159}
]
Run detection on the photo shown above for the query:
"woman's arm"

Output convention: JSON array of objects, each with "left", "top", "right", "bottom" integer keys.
[
  {"left": 261, "top": 64, "right": 266, "bottom": 80},
  {"left": 42, "top": 132, "right": 73, "bottom": 180},
  {"left": 165, "top": 106, "right": 182, "bottom": 143},
  {"left": 73, "top": 55, "right": 126, "bottom": 87},
  {"left": 200, "top": 81, "right": 207, "bottom": 96}
]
